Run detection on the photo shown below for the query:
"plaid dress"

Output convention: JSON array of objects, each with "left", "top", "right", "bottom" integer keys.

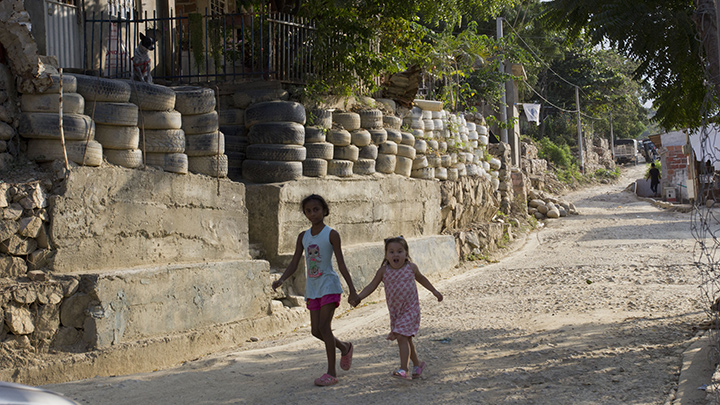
[{"left": 383, "top": 262, "right": 420, "bottom": 340}]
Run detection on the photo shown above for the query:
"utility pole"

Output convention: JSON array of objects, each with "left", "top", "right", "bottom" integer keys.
[
  {"left": 610, "top": 112, "right": 615, "bottom": 161},
  {"left": 497, "top": 17, "right": 509, "bottom": 144},
  {"left": 576, "top": 86, "right": 584, "bottom": 172}
]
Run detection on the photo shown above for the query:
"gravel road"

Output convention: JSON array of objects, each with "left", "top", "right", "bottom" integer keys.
[{"left": 48, "top": 165, "right": 708, "bottom": 404}]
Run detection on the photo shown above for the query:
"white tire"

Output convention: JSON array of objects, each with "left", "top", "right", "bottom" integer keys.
[
  {"left": 383, "top": 115, "right": 402, "bottom": 130},
  {"left": 327, "top": 159, "right": 353, "bottom": 177},
  {"left": 447, "top": 167, "right": 459, "bottom": 181},
  {"left": 426, "top": 154, "right": 441, "bottom": 168},
  {"left": 435, "top": 167, "right": 448, "bottom": 180},
  {"left": 138, "top": 110, "right": 182, "bottom": 130},
  {"left": 26, "top": 139, "right": 102, "bottom": 166},
  {"left": 412, "top": 155, "right": 428, "bottom": 169},
  {"left": 411, "top": 167, "right": 434, "bottom": 179},
  {"left": 427, "top": 139, "right": 439, "bottom": 151},
  {"left": 358, "top": 109, "right": 382, "bottom": 129},
  {"left": 385, "top": 128, "right": 402, "bottom": 144},
  {"left": 333, "top": 145, "right": 359, "bottom": 161},
  {"left": 141, "top": 129, "right": 185, "bottom": 153},
  {"left": 105, "top": 148, "right": 142, "bottom": 168},
  {"left": 423, "top": 119, "right": 434, "bottom": 131},
  {"left": 125, "top": 80, "right": 176, "bottom": 111},
  {"left": 378, "top": 141, "right": 397, "bottom": 155},
  {"left": 414, "top": 99, "right": 443, "bottom": 111},
  {"left": 395, "top": 156, "right": 412, "bottom": 177},
  {"left": 305, "top": 142, "right": 334, "bottom": 160},
  {"left": 19, "top": 113, "right": 94, "bottom": 140},
  {"left": 307, "top": 108, "right": 332, "bottom": 129},
  {"left": 41, "top": 74, "right": 78, "bottom": 94},
  {"left": 21, "top": 93, "right": 84, "bottom": 114},
  {"left": 375, "top": 153, "right": 396, "bottom": 174},
  {"left": 353, "top": 158, "right": 376, "bottom": 175},
  {"left": 414, "top": 139, "right": 427, "bottom": 154},
  {"left": 182, "top": 111, "right": 219, "bottom": 135},
  {"left": 144, "top": 152, "right": 188, "bottom": 174},
  {"left": 246, "top": 144, "right": 305, "bottom": 161},
  {"left": 368, "top": 129, "right": 387, "bottom": 145},
  {"left": 396, "top": 144, "right": 416, "bottom": 159},
  {"left": 303, "top": 158, "right": 328, "bottom": 177},
  {"left": 172, "top": 86, "right": 216, "bottom": 115},
  {"left": 400, "top": 132, "right": 415, "bottom": 146},
  {"left": 350, "top": 129, "right": 371, "bottom": 147},
  {"left": 441, "top": 154, "right": 452, "bottom": 167},
  {"left": 327, "top": 129, "right": 351, "bottom": 146},
  {"left": 438, "top": 141, "right": 448, "bottom": 153},
  {"left": 245, "top": 101, "right": 306, "bottom": 127},
  {"left": 95, "top": 125, "right": 140, "bottom": 149},
  {"left": 332, "top": 112, "right": 360, "bottom": 131},
  {"left": 305, "top": 126, "right": 327, "bottom": 143},
  {"left": 359, "top": 144, "right": 378, "bottom": 160},
  {"left": 188, "top": 154, "right": 228, "bottom": 177},
  {"left": 69, "top": 74, "right": 130, "bottom": 102}
]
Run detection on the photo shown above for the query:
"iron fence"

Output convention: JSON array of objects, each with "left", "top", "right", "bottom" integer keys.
[{"left": 83, "top": 8, "right": 315, "bottom": 84}]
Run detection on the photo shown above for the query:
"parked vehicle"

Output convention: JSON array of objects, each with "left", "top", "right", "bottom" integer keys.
[
  {"left": 0, "top": 381, "right": 78, "bottom": 404},
  {"left": 614, "top": 139, "right": 640, "bottom": 164},
  {"left": 639, "top": 139, "right": 659, "bottom": 162}
]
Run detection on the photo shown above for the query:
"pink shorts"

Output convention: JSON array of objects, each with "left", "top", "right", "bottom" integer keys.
[{"left": 307, "top": 294, "right": 341, "bottom": 311}]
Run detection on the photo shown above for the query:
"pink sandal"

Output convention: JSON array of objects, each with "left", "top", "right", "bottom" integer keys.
[
  {"left": 412, "top": 361, "right": 426, "bottom": 379},
  {"left": 340, "top": 342, "right": 353, "bottom": 371},
  {"left": 314, "top": 373, "right": 338, "bottom": 386},
  {"left": 392, "top": 369, "right": 411, "bottom": 380}
]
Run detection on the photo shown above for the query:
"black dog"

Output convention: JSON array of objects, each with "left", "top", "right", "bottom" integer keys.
[{"left": 132, "top": 33, "right": 155, "bottom": 83}]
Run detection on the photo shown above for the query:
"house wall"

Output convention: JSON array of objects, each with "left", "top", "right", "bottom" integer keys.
[{"left": 659, "top": 131, "right": 688, "bottom": 202}]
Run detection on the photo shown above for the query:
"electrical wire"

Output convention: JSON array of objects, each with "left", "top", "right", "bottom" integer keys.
[{"left": 522, "top": 80, "right": 601, "bottom": 120}]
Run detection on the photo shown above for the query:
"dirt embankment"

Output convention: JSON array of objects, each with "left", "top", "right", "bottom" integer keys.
[{"left": 47, "top": 165, "right": 708, "bottom": 404}]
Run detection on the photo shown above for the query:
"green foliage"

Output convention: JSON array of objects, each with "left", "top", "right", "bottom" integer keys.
[
  {"left": 188, "top": 13, "right": 205, "bottom": 74},
  {"left": 594, "top": 167, "right": 621, "bottom": 180},
  {"left": 645, "top": 161, "right": 662, "bottom": 179},
  {"left": 537, "top": 137, "right": 573, "bottom": 168}
]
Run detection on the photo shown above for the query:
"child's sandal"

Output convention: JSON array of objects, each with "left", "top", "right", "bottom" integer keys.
[
  {"left": 314, "top": 373, "right": 338, "bottom": 386},
  {"left": 412, "top": 361, "right": 426, "bottom": 379},
  {"left": 392, "top": 369, "right": 410, "bottom": 380}
]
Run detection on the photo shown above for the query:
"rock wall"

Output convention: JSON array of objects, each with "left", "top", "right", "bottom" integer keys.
[{"left": 0, "top": 63, "right": 20, "bottom": 169}]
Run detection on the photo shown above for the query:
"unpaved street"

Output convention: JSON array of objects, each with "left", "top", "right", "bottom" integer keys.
[{"left": 48, "top": 165, "right": 707, "bottom": 404}]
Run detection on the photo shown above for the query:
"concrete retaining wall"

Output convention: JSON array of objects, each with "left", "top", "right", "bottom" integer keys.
[{"left": 48, "top": 166, "right": 250, "bottom": 273}]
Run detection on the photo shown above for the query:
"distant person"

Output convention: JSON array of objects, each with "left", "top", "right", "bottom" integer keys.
[
  {"left": 350, "top": 236, "right": 443, "bottom": 380},
  {"left": 647, "top": 162, "right": 661, "bottom": 196},
  {"left": 272, "top": 194, "right": 358, "bottom": 386}
]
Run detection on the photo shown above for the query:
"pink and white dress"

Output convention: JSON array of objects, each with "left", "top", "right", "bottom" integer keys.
[{"left": 383, "top": 262, "right": 420, "bottom": 340}]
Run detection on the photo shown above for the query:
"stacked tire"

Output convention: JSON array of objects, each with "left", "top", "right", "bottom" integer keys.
[
  {"left": 173, "top": 86, "right": 227, "bottom": 178},
  {"left": 243, "top": 101, "right": 306, "bottom": 183},
  {"left": 329, "top": 111, "right": 359, "bottom": 177},
  {"left": 127, "top": 80, "right": 186, "bottom": 174},
  {"left": 303, "top": 108, "right": 333, "bottom": 177},
  {"left": 70, "top": 74, "right": 140, "bottom": 168},
  {"left": 219, "top": 99, "right": 249, "bottom": 180},
  {"left": 19, "top": 74, "right": 102, "bottom": 166}
]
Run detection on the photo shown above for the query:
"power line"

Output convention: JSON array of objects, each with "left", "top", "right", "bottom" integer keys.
[{"left": 522, "top": 80, "right": 601, "bottom": 121}]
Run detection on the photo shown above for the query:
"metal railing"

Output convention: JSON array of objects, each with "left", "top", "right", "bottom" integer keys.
[{"left": 83, "top": 8, "right": 316, "bottom": 84}]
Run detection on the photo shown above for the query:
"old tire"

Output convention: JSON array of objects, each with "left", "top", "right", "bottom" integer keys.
[
  {"left": 26, "top": 139, "right": 102, "bottom": 166},
  {"left": 353, "top": 158, "right": 375, "bottom": 175},
  {"left": 333, "top": 145, "right": 359, "bottom": 161},
  {"left": 400, "top": 132, "right": 415, "bottom": 146},
  {"left": 246, "top": 144, "right": 305, "bottom": 161},
  {"left": 19, "top": 113, "right": 94, "bottom": 140},
  {"left": 368, "top": 129, "right": 387, "bottom": 145},
  {"left": 358, "top": 109, "right": 382, "bottom": 129},
  {"left": 411, "top": 167, "right": 434, "bottom": 180},
  {"left": 447, "top": 167, "right": 459, "bottom": 181},
  {"left": 383, "top": 115, "right": 402, "bottom": 130},
  {"left": 307, "top": 109, "right": 332, "bottom": 129},
  {"left": 182, "top": 111, "right": 219, "bottom": 135},
  {"left": 138, "top": 110, "right": 182, "bottom": 129},
  {"left": 20, "top": 93, "right": 84, "bottom": 114},
  {"left": 396, "top": 144, "right": 416, "bottom": 159},
  {"left": 327, "top": 159, "right": 353, "bottom": 177},
  {"left": 104, "top": 148, "right": 142, "bottom": 168},
  {"left": 224, "top": 134, "right": 249, "bottom": 153},
  {"left": 412, "top": 155, "right": 428, "bottom": 169},
  {"left": 378, "top": 141, "right": 397, "bottom": 155},
  {"left": 332, "top": 112, "right": 360, "bottom": 131},
  {"left": 435, "top": 167, "right": 448, "bottom": 180},
  {"left": 69, "top": 74, "right": 130, "bottom": 102},
  {"left": 95, "top": 125, "right": 140, "bottom": 149},
  {"left": 305, "top": 142, "right": 333, "bottom": 160},
  {"left": 414, "top": 139, "right": 427, "bottom": 154},
  {"left": 85, "top": 102, "right": 138, "bottom": 126},
  {"left": 303, "top": 158, "right": 328, "bottom": 177},
  {"left": 40, "top": 74, "right": 77, "bottom": 94},
  {"left": 245, "top": 101, "right": 305, "bottom": 127},
  {"left": 326, "top": 129, "right": 351, "bottom": 147},
  {"left": 304, "top": 126, "right": 326, "bottom": 143},
  {"left": 248, "top": 122, "right": 304, "bottom": 145},
  {"left": 141, "top": 129, "right": 185, "bottom": 153},
  {"left": 185, "top": 131, "right": 225, "bottom": 156},
  {"left": 144, "top": 152, "right": 188, "bottom": 174},
  {"left": 358, "top": 144, "right": 378, "bottom": 160},
  {"left": 385, "top": 128, "right": 402, "bottom": 144},
  {"left": 125, "top": 80, "right": 176, "bottom": 111},
  {"left": 188, "top": 154, "right": 228, "bottom": 177},
  {"left": 376, "top": 153, "right": 396, "bottom": 174},
  {"left": 350, "top": 129, "right": 371, "bottom": 147},
  {"left": 172, "top": 86, "right": 216, "bottom": 115},
  {"left": 242, "top": 160, "right": 303, "bottom": 183},
  {"left": 395, "top": 156, "right": 412, "bottom": 177},
  {"left": 218, "top": 109, "right": 245, "bottom": 126}
]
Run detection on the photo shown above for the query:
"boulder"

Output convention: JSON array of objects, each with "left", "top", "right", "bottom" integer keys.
[{"left": 6, "top": 304, "right": 34, "bottom": 335}]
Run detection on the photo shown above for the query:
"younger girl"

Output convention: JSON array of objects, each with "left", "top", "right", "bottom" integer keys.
[
  {"left": 272, "top": 194, "right": 359, "bottom": 386},
  {"left": 351, "top": 236, "right": 443, "bottom": 380}
]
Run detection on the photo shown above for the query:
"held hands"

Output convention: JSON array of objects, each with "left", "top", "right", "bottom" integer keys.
[{"left": 348, "top": 290, "right": 361, "bottom": 307}]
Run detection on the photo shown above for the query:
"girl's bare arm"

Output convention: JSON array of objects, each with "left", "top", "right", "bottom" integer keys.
[
  {"left": 272, "top": 232, "right": 304, "bottom": 290},
  {"left": 412, "top": 263, "right": 443, "bottom": 301},
  {"left": 355, "top": 267, "right": 386, "bottom": 304}
]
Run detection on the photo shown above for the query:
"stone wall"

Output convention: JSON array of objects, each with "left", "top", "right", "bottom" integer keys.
[{"left": 48, "top": 166, "right": 250, "bottom": 273}]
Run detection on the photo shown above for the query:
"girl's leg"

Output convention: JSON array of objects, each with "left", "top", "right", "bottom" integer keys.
[
  {"left": 315, "top": 303, "right": 351, "bottom": 377},
  {"left": 396, "top": 334, "right": 411, "bottom": 372},
  {"left": 408, "top": 336, "right": 420, "bottom": 367}
]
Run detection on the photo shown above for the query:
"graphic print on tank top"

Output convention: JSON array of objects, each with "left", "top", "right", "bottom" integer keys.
[{"left": 307, "top": 244, "right": 322, "bottom": 278}]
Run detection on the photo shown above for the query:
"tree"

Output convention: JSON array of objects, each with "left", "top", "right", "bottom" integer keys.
[{"left": 540, "top": 0, "right": 708, "bottom": 130}]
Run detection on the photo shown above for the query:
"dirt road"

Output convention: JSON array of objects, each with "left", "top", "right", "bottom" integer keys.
[{"left": 48, "top": 165, "right": 709, "bottom": 404}]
